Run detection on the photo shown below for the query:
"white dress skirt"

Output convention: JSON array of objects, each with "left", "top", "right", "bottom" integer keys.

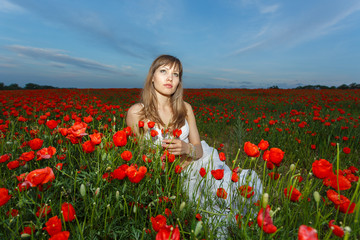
[{"left": 146, "top": 120, "right": 263, "bottom": 237}]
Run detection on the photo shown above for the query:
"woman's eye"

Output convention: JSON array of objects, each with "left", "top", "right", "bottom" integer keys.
[
  {"left": 173, "top": 73, "right": 179, "bottom": 77},
  {"left": 160, "top": 69, "right": 166, "bottom": 74}
]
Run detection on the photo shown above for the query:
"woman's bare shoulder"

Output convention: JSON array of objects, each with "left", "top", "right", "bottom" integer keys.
[
  {"left": 184, "top": 101, "right": 193, "bottom": 111},
  {"left": 127, "top": 103, "right": 143, "bottom": 115}
]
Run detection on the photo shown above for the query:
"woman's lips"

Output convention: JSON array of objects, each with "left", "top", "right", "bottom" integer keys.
[{"left": 164, "top": 84, "right": 173, "bottom": 88}]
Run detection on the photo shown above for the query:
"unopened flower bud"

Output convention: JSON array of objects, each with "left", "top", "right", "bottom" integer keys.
[
  {"left": 194, "top": 221, "right": 203, "bottom": 236},
  {"left": 179, "top": 202, "right": 186, "bottom": 211},
  {"left": 290, "top": 164, "right": 296, "bottom": 171},
  {"left": 133, "top": 205, "right": 137, "bottom": 214},
  {"left": 80, "top": 184, "right": 86, "bottom": 197},
  {"left": 116, "top": 191, "right": 120, "bottom": 200},
  {"left": 313, "top": 191, "right": 321, "bottom": 203},
  {"left": 95, "top": 187, "right": 100, "bottom": 196},
  {"left": 21, "top": 234, "right": 31, "bottom": 238},
  {"left": 106, "top": 166, "right": 112, "bottom": 171},
  {"left": 262, "top": 193, "right": 269, "bottom": 208}
]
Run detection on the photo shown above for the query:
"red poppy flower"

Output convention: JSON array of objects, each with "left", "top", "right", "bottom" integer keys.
[
  {"left": 21, "top": 226, "right": 36, "bottom": 236},
  {"left": 46, "top": 120, "right": 58, "bottom": 129},
  {"left": 268, "top": 172, "right": 280, "bottom": 180},
  {"left": 6, "top": 208, "right": 19, "bottom": 218},
  {"left": 239, "top": 185, "right": 254, "bottom": 198},
  {"left": 311, "top": 144, "right": 316, "bottom": 150},
  {"left": 83, "top": 115, "right": 93, "bottom": 123},
  {"left": 173, "top": 129, "right": 182, "bottom": 138},
  {"left": 216, "top": 188, "right": 228, "bottom": 199},
  {"left": 113, "top": 130, "right": 127, "bottom": 147},
  {"left": 150, "top": 130, "right": 158, "bottom": 137},
  {"left": 342, "top": 147, "right": 351, "bottom": 154},
  {"left": 199, "top": 168, "right": 206, "bottom": 177},
  {"left": 211, "top": 169, "right": 224, "bottom": 180},
  {"left": 49, "top": 231, "right": 70, "bottom": 240},
  {"left": 121, "top": 150, "right": 133, "bottom": 161},
  {"left": 0, "top": 154, "right": 10, "bottom": 163},
  {"left": 284, "top": 186, "right": 302, "bottom": 202},
  {"left": 196, "top": 213, "right": 202, "bottom": 221},
  {"left": 151, "top": 214, "right": 167, "bottom": 232},
  {"left": 269, "top": 148, "right": 285, "bottom": 167},
  {"left": 43, "top": 216, "right": 62, "bottom": 236},
  {"left": 67, "top": 122, "right": 87, "bottom": 138},
  {"left": 329, "top": 174, "right": 351, "bottom": 191},
  {"left": 82, "top": 140, "right": 95, "bottom": 153},
  {"left": 89, "top": 132, "right": 102, "bottom": 145},
  {"left": 61, "top": 202, "right": 76, "bottom": 222},
  {"left": 138, "top": 120, "right": 144, "bottom": 128},
  {"left": 148, "top": 121, "right": 155, "bottom": 128},
  {"left": 231, "top": 172, "right": 239, "bottom": 182},
  {"left": 112, "top": 164, "right": 129, "bottom": 180},
  {"left": 328, "top": 220, "right": 344, "bottom": 238},
  {"left": 312, "top": 159, "right": 333, "bottom": 179},
  {"left": 219, "top": 152, "right": 226, "bottom": 161},
  {"left": 7, "top": 160, "right": 20, "bottom": 170},
  {"left": 174, "top": 165, "right": 182, "bottom": 174},
  {"left": 258, "top": 139, "right": 269, "bottom": 150},
  {"left": 244, "top": 141, "right": 260, "bottom": 157},
  {"left": 126, "top": 166, "right": 147, "bottom": 183},
  {"left": 36, "top": 205, "right": 52, "bottom": 218},
  {"left": 25, "top": 167, "right": 55, "bottom": 187},
  {"left": 257, "top": 205, "right": 277, "bottom": 234},
  {"left": 348, "top": 166, "right": 358, "bottom": 174},
  {"left": 19, "top": 151, "right": 35, "bottom": 162},
  {"left": 156, "top": 225, "right": 180, "bottom": 240},
  {"left": 28, "top": 138, "right": 44, "bottom": 150},
  {"left": 298, "top": 225, "right": 318, "bottom": 240},
  {"left": 262, "top": 150, "right": 270, "bottom": 161},
  {"left": 36, "top": 146, "right": 56, "bottom": 160},
  {"left": 345, "top": 173, "right": 359, "bottom": 182},
  {"left": 0, "top": 188, "right": 12, "bottom": 207}
]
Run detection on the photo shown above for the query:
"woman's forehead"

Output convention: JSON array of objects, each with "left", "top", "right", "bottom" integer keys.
[{"left": 159, "top": 63, "right": 180, "bottom": 71}]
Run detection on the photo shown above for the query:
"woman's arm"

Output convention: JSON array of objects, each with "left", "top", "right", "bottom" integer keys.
[
  {"left": 161, "top": 102, "right": 203, "bottom": 162},
  {"left": 125, "top": 103, "right": 143, "bottom": 137},
  {"left": 185, "top": 102, "right": 203, "bottom": 159}
]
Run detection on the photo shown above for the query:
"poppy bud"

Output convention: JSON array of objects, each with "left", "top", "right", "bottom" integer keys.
[
  {"left": 21, "top": 234, "right": 31, "bottom": 238},
  {"left": 262, "top": 193, "right": 269, "bottom": 208},
  {"left": 195, "top": 221, "right": 203, "bottom": 236},
  {"left": 80, "top": 184, "right": 86, "bottom": 197},
  {"left": 116, "top": 191, "right": 120, "bottom": 200},
  {"left": 133, "top": 205, "right": 137, "bottom": 214},
  {"left": 290, "top": 164, "right": 296, "bottom": 171},
  {"left": 95, "top": 187, "right": 100, "bottom": 196},
  {"left": 313, "top": 191, "right": 320, "bottom": 203},
  {"left": 179, "top": 202, "right": 186, "bottom": 211}
]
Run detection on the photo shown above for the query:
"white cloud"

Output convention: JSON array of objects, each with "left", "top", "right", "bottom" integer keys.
[
  {"left": 6, "top": 45, "right": 117, "bottom": 73},
  {"left": 259, "top": 4, "right": 279, "bottom": 14},
  {"left": 0, "top": 0, "right": 23, "bottom": 12}
]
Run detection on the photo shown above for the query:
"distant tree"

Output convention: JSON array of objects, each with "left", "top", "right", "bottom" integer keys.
[
  {"left": 25, "top": 83, "right": 41, "bottom": 89},
  {"left": 0, "top": 82, "right": 4, "bottom": 90},
  {"left": 349, "top": 83, "right": 360, "bottom": 89},
  {"left": 8, "top": 83, "right": 21, "bottom": 90},
  {"left": 269, "top": 85, "right": 279, "bottom": 89},
  {"left": 337, "top": 84, "right": 349, "bottom": 89}
]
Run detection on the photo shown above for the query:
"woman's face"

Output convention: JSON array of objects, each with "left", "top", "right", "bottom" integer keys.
[{"left": 152, "top": 64, "right": 180, "bottom": 97}]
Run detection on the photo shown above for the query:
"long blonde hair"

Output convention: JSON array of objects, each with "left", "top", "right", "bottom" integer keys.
[{"left": 139, "top": 55, "right": 187, "bottom": 129}]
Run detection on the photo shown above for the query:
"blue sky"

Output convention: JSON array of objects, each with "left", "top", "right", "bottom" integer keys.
[{"left": 1, "top": 0, "right": 359, "bottom": 89}]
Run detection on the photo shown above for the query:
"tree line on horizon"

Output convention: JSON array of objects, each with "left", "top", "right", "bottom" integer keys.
[{"left": 1, "top": 82, "right": 360, "bottom": 90}]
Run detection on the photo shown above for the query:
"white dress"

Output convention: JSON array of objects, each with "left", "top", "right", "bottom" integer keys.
[{"left": 146, "top": 120, "right": 263, "bottom": 237}]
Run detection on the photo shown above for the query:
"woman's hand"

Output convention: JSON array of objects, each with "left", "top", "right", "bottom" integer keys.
[{"left": 161, "top": 139, "right": 189, "bottom": 156}]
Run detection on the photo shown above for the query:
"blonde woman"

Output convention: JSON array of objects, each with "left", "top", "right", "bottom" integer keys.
[{"left": 126, "top": 55, "right": 262, "bottom": 237}]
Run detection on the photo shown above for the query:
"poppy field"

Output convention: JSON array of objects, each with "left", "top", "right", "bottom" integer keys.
[{"left": 0, "top": 88, "right": 359, "bottom": 239}]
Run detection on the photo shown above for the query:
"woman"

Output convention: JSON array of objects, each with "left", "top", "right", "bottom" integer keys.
[{"left": 126, "top": 55, "right": 262, "bottom": 237}]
